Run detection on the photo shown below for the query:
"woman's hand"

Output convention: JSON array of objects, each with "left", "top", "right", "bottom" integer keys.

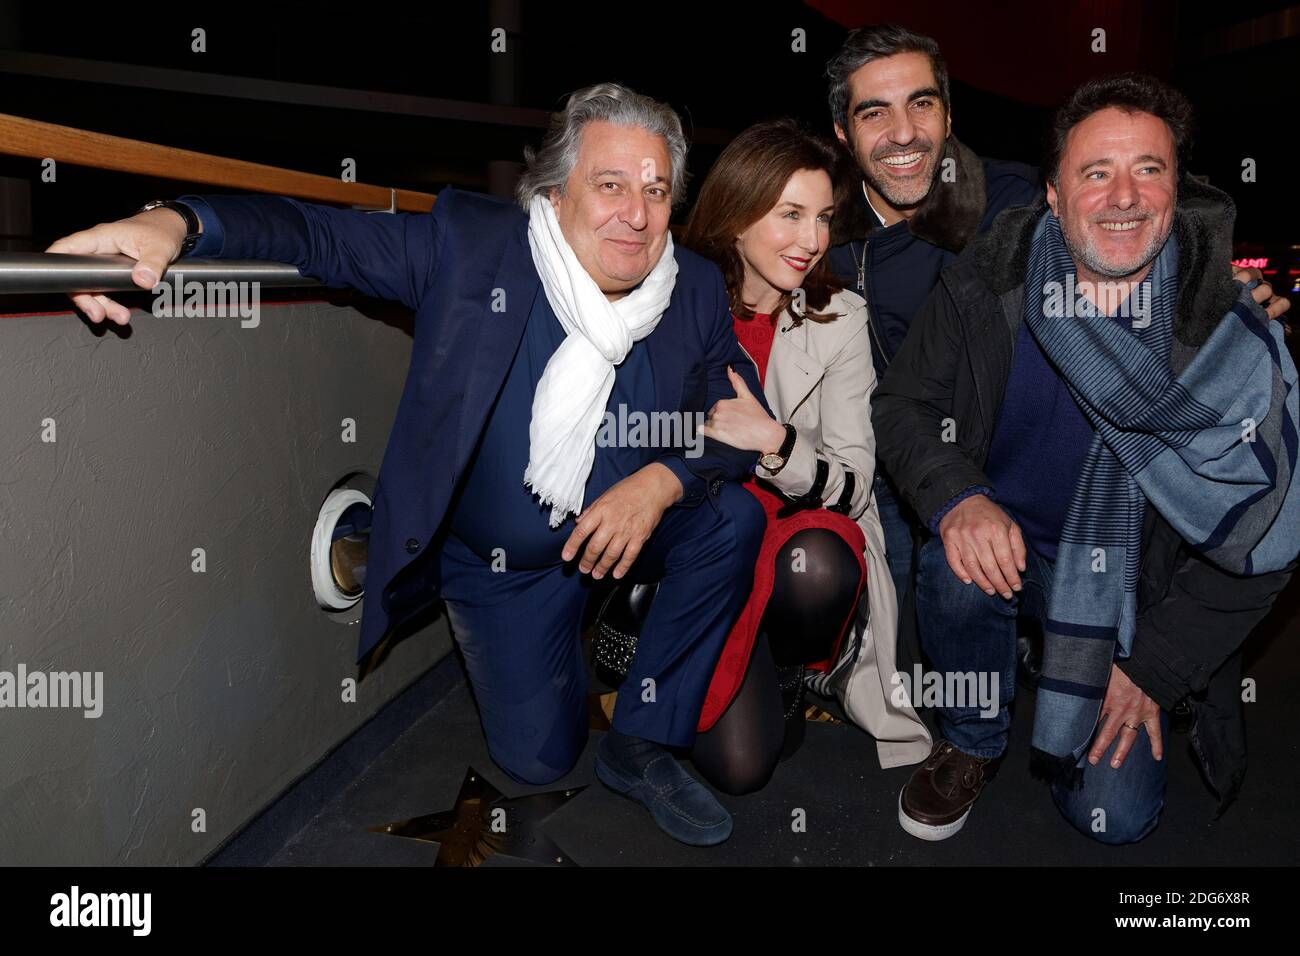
[{"left": 702, "top": 366, "right": 787, "bottom": 453}]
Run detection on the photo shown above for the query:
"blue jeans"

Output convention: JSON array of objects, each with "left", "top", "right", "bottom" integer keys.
[
  {"left": 1052, "top": 710, "right": 1169, "bottom": 845},
  {"left": 915, "top": 535, "right": 1168, "bottom": 844},
  {"left": 873, "top": 473, "right": 915, "bottom": 609}
]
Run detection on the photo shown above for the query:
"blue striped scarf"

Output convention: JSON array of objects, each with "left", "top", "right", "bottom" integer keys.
[{"left": 1026, "top": 211, "right": 1300, "bottom": 780}]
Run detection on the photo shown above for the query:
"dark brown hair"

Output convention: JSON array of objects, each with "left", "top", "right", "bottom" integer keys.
[
  {"left": 682, "top": 118, "right": 845, "bottom": 326},
  {"left": 1044, "top": 72, "right": 1194, "bottom": 185}
]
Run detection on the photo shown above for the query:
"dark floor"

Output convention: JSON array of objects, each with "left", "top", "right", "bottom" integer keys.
[{"left": 211, "top": 578, "right": 1300, "bottom": 867}]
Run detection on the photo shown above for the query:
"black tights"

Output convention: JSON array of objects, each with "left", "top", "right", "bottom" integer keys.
[{"left": 689, "top": 528, "right": 863, "bottom": 795}]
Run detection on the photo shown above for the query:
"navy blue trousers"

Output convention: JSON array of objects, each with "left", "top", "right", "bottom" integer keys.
[{"left": 439, "top": 482, "right": 765, "bottom": 786}]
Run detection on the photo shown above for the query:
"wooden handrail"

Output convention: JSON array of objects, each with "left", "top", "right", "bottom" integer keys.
[{"left": 0, "top": 112, "right": 437, "bottom": 212}]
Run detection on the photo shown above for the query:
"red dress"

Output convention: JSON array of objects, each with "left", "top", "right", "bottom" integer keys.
[{"left": 695, "top": 313, "right": 868, "bottom": 732}]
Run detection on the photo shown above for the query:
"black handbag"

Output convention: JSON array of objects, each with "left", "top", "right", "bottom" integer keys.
[
  {"left": 592, "top": 581, "right": 659, "bottom": 687},
  {"left": 593, "top": 579, "right": 816, "bottom": 698}
]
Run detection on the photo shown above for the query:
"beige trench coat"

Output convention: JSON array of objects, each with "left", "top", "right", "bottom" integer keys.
[{"left": 737, "top": 288, "right": 931, "bottom": 768}]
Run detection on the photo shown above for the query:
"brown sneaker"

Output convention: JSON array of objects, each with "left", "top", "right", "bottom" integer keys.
[{"left": 898, "top": 739, "right": 998, "bottom": 841}]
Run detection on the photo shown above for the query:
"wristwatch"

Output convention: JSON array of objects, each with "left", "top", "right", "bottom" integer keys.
[
  {"left": 137, "top": 199, "right": 202, "bottom": 255},
  {"left": 759, "top": 423, "right": 797, "bottom": 474}
]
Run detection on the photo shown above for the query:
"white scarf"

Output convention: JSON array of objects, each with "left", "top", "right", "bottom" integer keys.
[{"left": 524, "top": 194, "right": 679, "bottom": 527}]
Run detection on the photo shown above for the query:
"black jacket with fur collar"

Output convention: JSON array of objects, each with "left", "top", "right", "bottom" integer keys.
[
  {"left": 825, "top": 135, "right": 1039, "bottom": 379},
  {"left": 871, "top": 177, "right": 1295, "bottom": 814}
]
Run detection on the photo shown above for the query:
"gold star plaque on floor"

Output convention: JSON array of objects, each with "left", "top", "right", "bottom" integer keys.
[
  {"left": 804, "top": 702, "right": 844, "bottom": 724},
  {"left": 588, "top": 691, "right": 617, "bottom": 730},
  {"left": 369, "top": 767, "right": 586, "bottom": 867}
]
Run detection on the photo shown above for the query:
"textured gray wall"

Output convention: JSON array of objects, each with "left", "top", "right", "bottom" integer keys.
[{"left": 0, "top": 298, "right": 450, "bottom": 865}]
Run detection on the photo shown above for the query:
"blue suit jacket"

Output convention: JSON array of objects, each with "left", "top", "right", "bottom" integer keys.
[{"left": 178, "top": 188, "right": 767, "bottom": 663}]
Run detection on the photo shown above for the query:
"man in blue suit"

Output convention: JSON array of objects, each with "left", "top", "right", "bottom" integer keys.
[{"left": 50, "top": 83, "right": 774, "bottom": 846}]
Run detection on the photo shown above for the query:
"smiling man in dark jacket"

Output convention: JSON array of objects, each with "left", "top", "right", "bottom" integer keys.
[
  {"left": 820, "top": 25, "right": 1287, "bottom": 701},
  {"left": 822, "top": 25, "right": 1041, "bottom": 651},
  {"left": 872, "top": 73, "right": 1299, "bottom": 844}
]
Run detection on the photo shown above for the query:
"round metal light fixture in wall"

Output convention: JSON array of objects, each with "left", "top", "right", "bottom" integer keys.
[{"left": 311, "top": 478, "right": 374, "bottom": 612}]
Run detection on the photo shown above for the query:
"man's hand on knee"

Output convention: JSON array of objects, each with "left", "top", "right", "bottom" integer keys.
[
  {"left": 1090, "top": 664, "right": 1163, "bottom": 770},
  {"left": 562, "top": 462, "right": 682, "bottom": 580},
  {"left": 937, "top": 494, "right": 1026, "bottom": 599}
]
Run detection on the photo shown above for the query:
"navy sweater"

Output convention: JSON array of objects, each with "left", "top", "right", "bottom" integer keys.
[
  {"left": 826, "top": 157, "right": 1041, "bottom": 381},
  {"left": 983, "top": 321, "right": 1095, "bottom": 561}
]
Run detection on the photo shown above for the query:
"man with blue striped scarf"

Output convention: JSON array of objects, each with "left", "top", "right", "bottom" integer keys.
[{"left": 872, "top": 72, "right": 1298, "bottom": 844}]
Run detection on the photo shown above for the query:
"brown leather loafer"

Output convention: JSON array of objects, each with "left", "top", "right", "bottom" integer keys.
[{"left": 898, "top": 738, "right": 998, "bottom": 841}]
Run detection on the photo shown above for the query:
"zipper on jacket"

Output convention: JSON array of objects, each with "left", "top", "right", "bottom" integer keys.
[
  {"left": 857, "top": 238, "right": 897, "bottom": 371},
  {"left": 951, "top": 273, "right": 990, "bottom": 461},
  {"left": 868, "top": 311, "right": 893, "bottom": 371}
]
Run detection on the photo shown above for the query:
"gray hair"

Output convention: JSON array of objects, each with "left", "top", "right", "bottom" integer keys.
[{"left": 515, "top": 82, "right": 690, "bottom": 210}]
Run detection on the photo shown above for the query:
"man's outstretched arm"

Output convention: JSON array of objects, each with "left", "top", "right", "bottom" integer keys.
[{"left": 46, "top": 193, "right": 450, "bottom": 323}]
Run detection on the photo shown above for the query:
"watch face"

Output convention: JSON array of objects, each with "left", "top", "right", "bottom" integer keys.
[{"left": 760, "top": 453, "right": 784, "bottom": 471}]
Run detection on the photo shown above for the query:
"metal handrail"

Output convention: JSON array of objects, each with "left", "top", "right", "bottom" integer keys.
[{"left": 0, "top": 253, "right": 321, "bottom": 295}]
